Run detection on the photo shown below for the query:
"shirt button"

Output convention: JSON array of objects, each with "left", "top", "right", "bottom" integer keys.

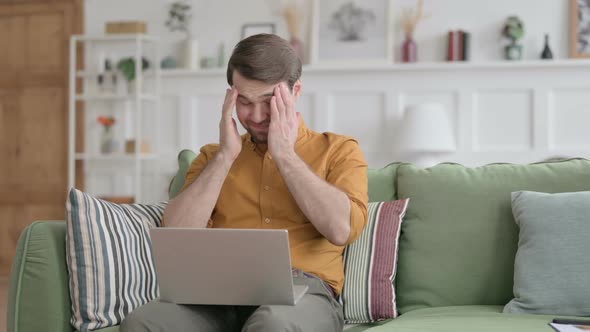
[
  {"left": 264, "top": 218, "right": 271, "bottom": 224},
  {"left": 264, "top": 185, "right": 270, "bottom": 191}
]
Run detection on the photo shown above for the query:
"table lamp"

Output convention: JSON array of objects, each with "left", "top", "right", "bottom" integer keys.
[{"left": 396, "top": 102, "right": 456, "bottom": 168}]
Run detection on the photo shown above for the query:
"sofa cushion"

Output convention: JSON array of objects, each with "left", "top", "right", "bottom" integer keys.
[
  {"left": 341, "top": 199, "right": 409, "bottom": 323},
  {"left": 365, "top": 305, "right": 579, "bottom": 332},
  {"left": 168, "top": 149, "right": 198, "bottom": 198},
  {"left": 367, "top": 163, "right": 401, "bottom": 202},
  {"left": 504, "top": 191, "right": 590, "bottom": 316},
  {"left": 8, "top": 221, "right": 74, "bottom": 332},
  {"left": 95, "top": 327, "right": 120, "bottom": 332},
  {"left": 66, "top": 188, "right": 167, "bottom": 331},
  {"left": 395, "top": 159, "right": 590, "bottom": 314}
]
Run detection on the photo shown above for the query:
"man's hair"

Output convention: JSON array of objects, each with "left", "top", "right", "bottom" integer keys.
[{"left": 227, "top": 34, "right": 302, "bottom": 90}]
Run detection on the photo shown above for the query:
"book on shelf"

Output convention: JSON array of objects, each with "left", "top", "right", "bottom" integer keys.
[
  {"left": 447, "top": 30, "right": 471, "bottom": 61},
  {"left": 462, "top": 31, "right": 471, "bottom": 61}
]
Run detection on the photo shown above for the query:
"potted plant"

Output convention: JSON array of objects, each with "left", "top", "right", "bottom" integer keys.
[
  {"left": 166, "top": 1, "right": 198, "bottom": 69},
  {"left": 116, "top": 57, "right": 150, "bottom": 94},
  {"left": 503, "top": 16, "right": 524, "bottom": 60}
]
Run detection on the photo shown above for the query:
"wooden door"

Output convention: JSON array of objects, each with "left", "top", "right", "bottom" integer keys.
[{"left": 0, "top": 0, "right": 83, "bottom": 275}]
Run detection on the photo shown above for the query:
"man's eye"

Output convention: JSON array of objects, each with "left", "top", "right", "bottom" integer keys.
[{"left": 239, "top": 99, "right": 251, "bottom": 105}]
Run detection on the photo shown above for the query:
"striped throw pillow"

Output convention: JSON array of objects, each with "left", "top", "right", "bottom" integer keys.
[
  {"left": 65, "top": 188, "right": 167, "bottom": 331},
  {"left": 341, "top": 199, "right": 409, "bottom": 323}
]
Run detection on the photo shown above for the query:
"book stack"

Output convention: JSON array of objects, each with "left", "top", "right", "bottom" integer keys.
[{"left": 447, "top": 30, "right": 471, "bottom": 61}]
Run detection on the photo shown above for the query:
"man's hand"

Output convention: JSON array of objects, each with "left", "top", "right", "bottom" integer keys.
[
  {"left": 268, "top": 83, "right": 300, "bottom": 161},
  {"left": 219, "top": 88, "right": 241, "bottom": 162}
]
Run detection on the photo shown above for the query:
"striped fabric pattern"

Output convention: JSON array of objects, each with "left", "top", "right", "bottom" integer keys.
[
  {"left": 341, "top": 199, "right": 409, "bottom": 323},
  {"left": 65, "top": 188, "right": 167, "bottom": 331}
]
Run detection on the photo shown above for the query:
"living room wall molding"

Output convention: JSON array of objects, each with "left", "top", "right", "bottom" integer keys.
[{"left": 85, "top": 60, "right": 590, "bottom": 202}]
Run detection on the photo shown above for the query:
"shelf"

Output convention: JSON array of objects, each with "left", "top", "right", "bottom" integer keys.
[
  {"left": 302, "top": 59, "right": 590, "bottom": 73},
  {"left": 160, "top": 59, "right": 590, "bottom": 77},
  {"left": 69, "top": 34, "right": 161, "bottom": 204},
  {"left": 72, "top": 34, "right": 157, "bottom": 42},
  {"left": 75, "top": 153, "right": 157, "bottom": 161},
  {"left": 76, "top": 70, "right": 157, "bottom": 78},
  {"left": 75, "top": 94, "right": 157, "bottom": 102},
  {"left": 161, "top": 67, "right": 226, "bottom": 77}
]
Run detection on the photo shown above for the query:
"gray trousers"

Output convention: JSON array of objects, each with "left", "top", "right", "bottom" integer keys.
[{"left": 121, "top": 273, "right": 344, "bottom": 332}]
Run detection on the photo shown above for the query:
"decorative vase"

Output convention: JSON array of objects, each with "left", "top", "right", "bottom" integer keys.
[
  {"left": 541, "top": 34, "right": 553, "bottom": 59},
  {"left": 182, "top": 37, "right": 200, "bottom": 70},
  {"left": 289, "top": 37, "right": 305, "bottom": 62},
  {"left": 505, "top": 42, "right": 522, "bottom": 60},
  {"left": 402, "top": 35, "right": 417, "bottom": 63},
  {"left": 100, "top": 126, "right": 115, "bottom": 154}
]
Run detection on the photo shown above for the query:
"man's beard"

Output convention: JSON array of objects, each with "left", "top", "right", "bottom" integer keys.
[{"left": 249, "top": 130, "right": 268, "bottom": 144}]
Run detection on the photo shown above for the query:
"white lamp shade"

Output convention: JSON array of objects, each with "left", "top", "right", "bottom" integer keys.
[{"left": 397, "top": 103, "right": 456, "bottom": 152}]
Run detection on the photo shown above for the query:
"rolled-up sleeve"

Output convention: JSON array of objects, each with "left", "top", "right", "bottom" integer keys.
[
  {"left": 325, "top": 139, "right": 368, "bottom": 245},
  {"left": 176, "top": 145, "right": 218, "bottom": 228}
]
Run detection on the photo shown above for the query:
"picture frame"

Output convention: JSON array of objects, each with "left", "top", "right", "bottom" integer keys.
[
  {"left": 309, "top": 0, "right": 394, "bottom": 65},
  {"left": 241, "top": 23, "right": 276, "bottom": 40},
  {"left": 570, "top": 0, "right": 590, "bottom": 58}
]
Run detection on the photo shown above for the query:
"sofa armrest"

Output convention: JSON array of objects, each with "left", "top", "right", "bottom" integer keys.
[{"left": 7, "top": 221, "right": 74, "bottom": 332}]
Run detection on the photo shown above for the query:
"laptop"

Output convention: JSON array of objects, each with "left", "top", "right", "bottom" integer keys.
[{"left": 149, "top": 228, "right": 308, "bottom": 306}]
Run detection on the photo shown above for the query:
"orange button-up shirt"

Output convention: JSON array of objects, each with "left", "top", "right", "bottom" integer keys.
[{"left": 181, "top": 120, "right": 368, "bottom": 294}]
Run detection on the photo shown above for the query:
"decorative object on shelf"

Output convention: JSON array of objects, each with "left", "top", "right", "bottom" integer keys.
[
  {"left": 217, "top": 42, "right": 225, "bottom": 67},
  {"left": 182, "top": 38, "right": 200, "bottom": 70},
  {"left": 125, "top": 139, "right": 151, "bottom": 154},
  {"left": 540, "top": 34, "right": 554, "bottom": 59},
  {"left": 161, "top": 56, "right": 178, "bottom": 69},
  {"left": 281, "top": 0, "right": 306, "bottom": 62},
  {"left": 401, "top": 37, "right": 417, "bottom": 63},
  {"left": 395, "top": 102, "right": 456, "bottom": 168},
  {"left": 310, "top": 0, "right": 394, "bottom": 64},
  {"left": 400, "top": 0, "right": 426, "bottom": 63},
  {"left": 116, "top": 57, "right": 150, "bottom": 94},
  {"left": 569, "top": 0, "right": 590, "bottom": 58},
  {"left": 105, "top": 21, "right": 147, "bottom": 34},
  {"left": 98, "top": 116, "right": 116, "bottom": 154},
  {"left": 200, "top": 56, "right": 217, "bottom": 68},
  {"left": 502, "top": 16, "right": 525, "bottom": 60},
  {"left": 447, "top": 30, "right": 470, "bottom": 61},
  {"left": 166, "top": 1, "right": 199, "bottom": 69},
  {"left": 98, "top": 58, "right": 118, "bottom": 94},
  {"left": 241, "top": 23, "right": 276, "bottom": 40}
]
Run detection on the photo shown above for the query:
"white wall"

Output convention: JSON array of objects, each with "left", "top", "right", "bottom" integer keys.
[
  {"left": 85, "top": 0, "right": 570, "bottom": 64},
  {"left": 81, "top": 0, "right": 582, "bottom": 203}
]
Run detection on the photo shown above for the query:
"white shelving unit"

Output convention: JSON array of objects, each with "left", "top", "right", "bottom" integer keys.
[{"left": 68, "top": 34, "right": 161, "bottom": 203}]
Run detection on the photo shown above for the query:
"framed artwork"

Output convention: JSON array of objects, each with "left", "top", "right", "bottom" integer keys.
[
  {"left": 241, "top": 23, "right": 276, "bottom": 40},
  {"left": 310, "top": 0, "right": 394, "bottom": 65},
  {"left": 570, "top": 0, "right": 590, "bottom": 58}
]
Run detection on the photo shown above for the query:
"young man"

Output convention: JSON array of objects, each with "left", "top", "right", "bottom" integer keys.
[{"left": 122, "top": 34, "right": 368, "bottom": 332}]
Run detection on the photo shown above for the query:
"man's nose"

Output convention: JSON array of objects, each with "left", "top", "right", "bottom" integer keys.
[{"left": 251, "top": 104, "right": 269, "bottom": 123}]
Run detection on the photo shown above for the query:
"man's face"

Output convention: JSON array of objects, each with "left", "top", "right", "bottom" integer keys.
[{"left": 232, "top": 71, "right": 300, "bottom": 143}]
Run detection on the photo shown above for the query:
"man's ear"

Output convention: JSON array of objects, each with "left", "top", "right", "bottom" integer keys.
[{"left": 292, "top": 80, "right": 302, "bottom": 98}]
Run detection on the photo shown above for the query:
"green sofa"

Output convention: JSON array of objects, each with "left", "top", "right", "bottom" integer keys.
[{"left": 8, "top": 154, "right": 590, "bottom": 332}]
